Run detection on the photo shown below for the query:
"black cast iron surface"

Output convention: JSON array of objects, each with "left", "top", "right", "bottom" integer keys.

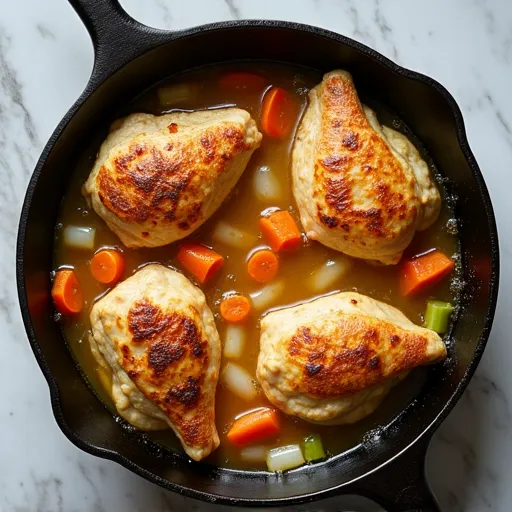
[{"left": 16, "top": 1, "right": 499, "bottom": 510}]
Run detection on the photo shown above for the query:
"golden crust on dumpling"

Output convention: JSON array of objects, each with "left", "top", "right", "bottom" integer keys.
[
  {"left": 257, "top": 292, "right": 446, "bottom": 424},
  {"left": 89, "top": 264, "right": 221, "bottom": 461},
  {"left": 292, "top": 70, "right": 440, "bottom": 264},
  {"left": 84, "top": 109, "right": 261, "bottom": 248}
]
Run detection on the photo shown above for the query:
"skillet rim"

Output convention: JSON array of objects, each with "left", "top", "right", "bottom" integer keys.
[{"left": 16, "top": 19, "right": 500, "bottom": 506}]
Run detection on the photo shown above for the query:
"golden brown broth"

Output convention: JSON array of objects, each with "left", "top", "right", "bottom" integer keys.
[{"left": 54, "top": 63, "right": 458, "bottom": 469}]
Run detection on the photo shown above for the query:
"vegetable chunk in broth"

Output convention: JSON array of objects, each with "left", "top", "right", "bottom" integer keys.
[{"left": 53, "top": 63, "right": 459, "bottom": 470}]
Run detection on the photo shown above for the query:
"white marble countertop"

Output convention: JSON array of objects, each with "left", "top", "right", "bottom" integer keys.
[{"left": 1, "top": 0, "right": 511, "bottom": 510}]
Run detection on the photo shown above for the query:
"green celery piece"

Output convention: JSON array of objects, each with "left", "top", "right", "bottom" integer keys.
[
  {"left": 424, "top": 300, "right": 454, "bottom": 334},
  {"left": 302, "top": 434, "right": 326, "bottom": 462}
]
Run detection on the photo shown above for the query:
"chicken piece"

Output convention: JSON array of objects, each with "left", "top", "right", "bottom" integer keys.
[
  {"left": 83, "top": 109, "right": 262, "bottom": 248},
  {"left": 256, "top": 292, "right": 446, "bottom": 424},
  {"left": 88, "top": 264, "right": 221, "bottom": 461},
  {"left": 292, "top": 70, "right": 441, "bottom": 265}
]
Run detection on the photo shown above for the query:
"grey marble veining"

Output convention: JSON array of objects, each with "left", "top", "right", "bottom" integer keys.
[{"left": 1, "top": 0, "right": 511, "bottom": 510}]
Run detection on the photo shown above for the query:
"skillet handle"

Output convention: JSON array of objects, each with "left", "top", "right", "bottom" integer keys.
[
  {"left": 68, "top": 0, "right": 168, "bottom": 83},
  {"left": 352, "top": 436, "right": 441, "bottom": 512}
]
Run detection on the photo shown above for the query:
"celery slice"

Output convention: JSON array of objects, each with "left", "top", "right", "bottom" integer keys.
[
  {"left": 425, "top": 300, "right": 454, "bottom": 334},
  {"left": 302, "top": 434, "right": 326, "bottom": 462}
]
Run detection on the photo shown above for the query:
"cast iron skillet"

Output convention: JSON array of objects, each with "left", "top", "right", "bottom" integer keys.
[{"left": 16, "top": 0, "right": 499, "bottom": 510}]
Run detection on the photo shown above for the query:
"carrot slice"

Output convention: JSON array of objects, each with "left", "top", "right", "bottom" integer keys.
[
  {"left": 400, "top": 250, "right": 455, "bottom": 296},
  {"left": 259, "top": 210, "right": 302, "bottom": 252},
  {"left": 219, "top": 72, "right": 266, "bottom": 92},
  {"left": 220, "top": 295, "right": 251, "bottom": 323},
  {"left": 227, "top": 408, "right": 280, "bottom": 447},
  {"left": 51, "top": 269, "right": 84, "bottom": 315},
  {"left": 177, "top": 243, "right": 224, "bottom": 283},
  {"left": 90, "top": 249, "right": 125, "bottom": 285},
  {"left": 261, "top": 87, "right": 298, "bottom": 138},
  {"left": 247, "top": 249, "right": 279, "bottom": 283}
]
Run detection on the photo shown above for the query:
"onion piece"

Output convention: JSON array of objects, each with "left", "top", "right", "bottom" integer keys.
[
  {"left": 223, "top": 325, "right": 246, "bottom": 359},
  {"left": 253, "top": 166, "right": 281, "bottom": 202},
  {"left": 266, "top": 444, "right": 305, "bottom": 472},
  {"left": 221, "top": 363, "right": 257, "bottom": 401},
  {"left": 307, "top": 257, "right": 352, "bottom": 293},
  {"left": 241, "top": 445, "right": 268, "bottom": 463},
  {"left": 212, "top": 221, "right": 258, "bottom": 250},
  {"left": 63, "top": 226, "right": 96, "bottom": 250},
  {"left": 157, "top": 83, "right": 195, "bottom": 106},
  {"left": 250, "top": 280, "right": 284, "bottom": 311}
]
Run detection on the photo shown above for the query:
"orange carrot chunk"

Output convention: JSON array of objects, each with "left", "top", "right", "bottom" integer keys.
[
  {"left": 227, "top": 408, "right": 280, "bottom": 447},
  {"left": 261, "top": 87, "right": 298, "bottom": 138},
  {"left": 51, "top": 269, "right": 84, "bottom": 315},
  {"left": 177, "top": 243, "right": 224, "bottom": 283},
  {"left": 220, "top": 295, "right": 252, "bottom": 323},
  {"left": 247, "top": 249, "right": 279, "bottom": 283},
  {"left": 219, "top": 72, "right": 266, "bottom": 92},
  {"left": 90, "top": 249, "right": 125, "bottom": 286},
  {"left": 400, "top": 250, "right": 455, "bottom": 296},
  {"left": 259, "top": 210, "right": 302, "bottom": 252}
]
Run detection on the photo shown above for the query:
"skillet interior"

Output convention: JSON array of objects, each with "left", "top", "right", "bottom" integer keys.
[{"left": 17, "top": 23, "right": 498, "bottom": 504}]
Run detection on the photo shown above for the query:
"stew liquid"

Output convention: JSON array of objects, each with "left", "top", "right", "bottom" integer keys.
[{"left": 54, "top": 63, "right": 459, "bottom": 469}]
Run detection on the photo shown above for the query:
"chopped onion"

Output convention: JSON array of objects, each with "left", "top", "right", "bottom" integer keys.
[
  {"left": 63, "top": 226, "right": 96, "bottom": 250},
  {"left": 223, "top": 325, "right": 246, "bottom": 359},
  {"left": 253, "top": 166, "right": 281, "bottom": 202},
  {"left": 266, "top": 444, "right": 305, "bottom": 472},
  {"left": 307, "top": 257, "right": 352, "bottom": 293},
  {"left": 250, "top": 280, "right": 284, "bottom": 311},
  {"left": 212, "top": 221, "right": 258, "bottom": 250},
  {"left": 241, "top": 445, "right": 268, "bottom": 463},
  {"left": 221, "top": 363, "right": 257, "bottom": 401},
  {"left": 157, "top": 83, "right": 195, "bottom": 106}
]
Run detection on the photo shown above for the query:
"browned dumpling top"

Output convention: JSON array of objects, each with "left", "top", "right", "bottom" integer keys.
[
  {"left": 83, "top": 109, "right": 261, "bottom": 248},
  {"left": 257, "top": 292, "right": 446, "bottom": 425},
  {"left": 89, "top": 264, "right": 221, "bottom": 461},
  {"left": 292, "top": 70, "right": 440, "bottom": 264}
]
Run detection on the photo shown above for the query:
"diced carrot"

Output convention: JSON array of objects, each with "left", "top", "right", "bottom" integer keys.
[
  {"left": 400, "top": 250, "right": 455, "bottom": 296},
  {"left": 177, "top": 243, "right": 224, "bottom": 283},
  {"left": 247, "top": 249, "right": 279, "bottom": 283},
  {"left": 51, "top": 269, "right": 84, "bottom": 315},
  {"left": 261, "top": 87, "right": 299, "bottom": 138},
  {"left": 90, "top": 249, "right": 125, "bottom": 286},
  {"left": 227, "top": 408, "right": 280, "bottom": 447},
  {"left": 220, "top": 295, "right": 252, "bottom": 323},
  {"left": 219, "top": 72, "right": 266, "bottom": 92},
  {"left": 259, "top": 210, "right": 302, "bottom": 252}
]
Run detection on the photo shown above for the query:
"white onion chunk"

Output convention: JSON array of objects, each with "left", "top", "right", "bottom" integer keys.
[
  {"left": 221, "top": 363, "right": 257, "bottom": 401},
  {"left": 250, "top": 280, "right": 284, "bottom": 311},
  {"left": 63, "top": 226, "right": 96, "bottom": 250},
  {"left": 253, "top": 166, "right": 282, "bottom": 203},
  {"left": 223, "top": 325, "right": 246, "bottom": 359},
  {"left": 307, "top": 257, "right": 352, "bottom": 293},
  {"left": 241, "top": 445, "right": 268, "bottom": 463},
  {"left": 266, "top": 444, "right": 305, "bottom": 472},
  {"left": 212, "top": 221, "right": 257, "bottom": 250}
]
